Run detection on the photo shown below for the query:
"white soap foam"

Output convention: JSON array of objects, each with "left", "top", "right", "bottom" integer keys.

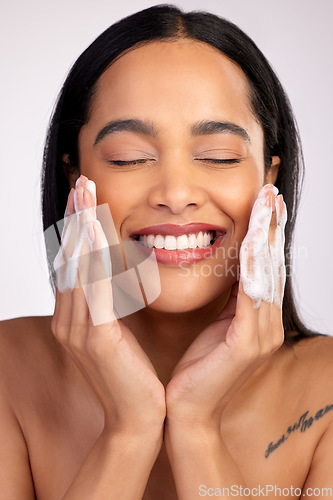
[
  {"left": 271, "top": 196, "right": 287, "bottom": 308},
  {"left": 54, "top": 178, "right": 111, "bottom": 293},
  {"left": 240, "top": 185, "right": 287, "bottom": 309},
  {"left": 51, "top": 176, "right": 162, "bottom": 324}
]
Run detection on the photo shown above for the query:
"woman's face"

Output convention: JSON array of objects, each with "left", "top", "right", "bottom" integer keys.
[{"left": 75, "top": 40, "right": 279, "bottom": 313}]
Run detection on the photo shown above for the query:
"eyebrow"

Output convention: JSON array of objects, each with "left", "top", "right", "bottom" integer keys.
[
  {"left": 93, "top": 118, "right": 251, "bottom": 146},
  {"left": 192, "top": 120, "right": 251, "bottom": 143}
]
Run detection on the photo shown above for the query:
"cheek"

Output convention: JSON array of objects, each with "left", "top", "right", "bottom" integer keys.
[
  {"left": 232, "top": 194, "right": 256, "bottom": 240},
  {"left": 232, "top": 190, "right": 255, "bottom": 230},
  {"left": 79, "top": 166, "right": 130, "bottom": 238},
  {"left": 212, "top": 175, "right": 262, "bottom": 242}
]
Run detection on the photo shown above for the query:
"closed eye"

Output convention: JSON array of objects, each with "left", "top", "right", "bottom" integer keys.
[
  {"left": 108, "top": 159, "right": 150, "bottom": 166},
  {"left": 108, "top": 158, "right": 242, "bottom": 166},
  {"left": 196, "top": 158, "right": 241, "bottom": 164}
]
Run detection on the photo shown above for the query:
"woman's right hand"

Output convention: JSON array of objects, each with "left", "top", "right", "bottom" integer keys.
[{"left": 51, "top": 175, "right": 166, "bottom": 436}]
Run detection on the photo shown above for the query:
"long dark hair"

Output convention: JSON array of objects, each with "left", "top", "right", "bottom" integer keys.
[{"left": 41, "top": 4, "right": 325, "bottom": 344}]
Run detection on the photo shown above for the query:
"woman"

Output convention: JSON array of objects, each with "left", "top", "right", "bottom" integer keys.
[{"left": 0, "top": 4, "right": 332, "bottom": 499}]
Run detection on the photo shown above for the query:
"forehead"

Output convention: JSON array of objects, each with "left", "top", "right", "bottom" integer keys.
[{"left": 88, "top": 39, "right": 257, "bottom": 135}]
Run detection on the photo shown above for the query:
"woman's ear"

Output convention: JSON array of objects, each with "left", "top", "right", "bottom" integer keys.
[
  {"left": 62, "top": 153, "right": 80, "bottom": 189},
  {"left": 264, "top": 156, "right": 280, "bottom": 185}
]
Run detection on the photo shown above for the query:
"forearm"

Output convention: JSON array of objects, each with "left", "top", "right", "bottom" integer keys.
[
  {"left": 164, "top": 423, "right": 250, "bottom": 499},
  {"left": 62, "top": 426, "right": 163, "bottom": 500}
]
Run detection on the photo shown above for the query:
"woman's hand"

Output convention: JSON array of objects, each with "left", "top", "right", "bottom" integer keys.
[
  {"left": 51, "top": 175, "right": 166, "bottom": 436},
  {"left": 165, "top": 184, "right": 287, "bottom": 428}
]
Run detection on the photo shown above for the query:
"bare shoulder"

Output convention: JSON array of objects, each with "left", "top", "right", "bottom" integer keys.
[
  {"left": 0, "top": 316, "right": 54, "bottom": 499},
  {"left": 0, "top": 314, "right": 53, "bottom": 341},
  {"left": 284, "top": 333, "right": 333, "bottom": 423},
  {"left": 287, "top": 333, "right": 333, "bottom": 374},
  {"left": 0, "top": 315, "right": 56, "bottom": 389},
  {"left": 288, "top": 335, "right": 333, "bottom": 495},
  {"left": 0, "top": 314, "right": 54, "bottom": 349}
]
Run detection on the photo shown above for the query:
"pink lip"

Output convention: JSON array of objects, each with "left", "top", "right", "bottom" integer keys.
[
  {"left": 130, "top": 233, "right": 226, "bottom": 266},
  {"left": 130, "top": 222, "right": 226, "bottom": 238}
]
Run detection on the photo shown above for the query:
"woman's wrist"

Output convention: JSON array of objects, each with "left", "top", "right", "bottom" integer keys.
[
  {"left": 103, "top": 417, "right": 165, "bottom": 443},
  {"left": 101, "top": 423, "right": 164, "bottom": 462},
  {"left": 164, "top": 418, "right": 222, "bottom": 455}
]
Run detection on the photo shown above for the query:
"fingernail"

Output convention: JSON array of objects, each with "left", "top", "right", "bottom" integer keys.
[
  {"left": 264, "top": 184, "right": 279, "bottom": 196},
  {"left": 75, "top": 175, "right": 88, "bottom": 188}
]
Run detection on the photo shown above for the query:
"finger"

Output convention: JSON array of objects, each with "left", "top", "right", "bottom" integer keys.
[
  {"left": 61, "top": 188, "right": 76, "bottom": 245},
  {"left": 75, "top": 175, "right": 88, "bottom": 189},
  {"left": 247, "top": 184, "right": 277, "bottom": 232},
  {"left": 268, "top": 194, "right": 287, "bottom": 350},
  {"left": 72, "top": 188, "right": 95, "bottom": 326},
  {"left": 257, "top": 300, "right": 272, "bottom": 352},
  {"left": 72, "top": 255, "right": 91, "bottom": 328},
  {"left": 270, "top": 302, "right": 284, "bottom": 351},
  {"left": 236, "top": 238, "right": 261, "bottom": 349},
  {"left": 70, "top": 185, "right": 95, "bottom": 341},
  {"left": 63, "top": 175, "right": 95, "bottom": 230},
  {"left": 54, "top": 188, "right": 76, "bottom": 281},
  {"left": 67, "top": 184, "right": 94, "bottom": 290},
  {"left": 51, "top": 276, "right": 72, "bottom": 346},
  {"left": 57, "top": 288, "right": 73, "bottom": 331},
  {"left": 257, "top": 191, "right": 277, "bottom": 351},
  {"left": 74, "top": 183, "right": 97, "bottom": 244},
  {"left": 240, "top": 223, "right": 271, "bottom": 311},
  {"left": 64, "top": 188, "right": 75, "bottom": 218},
  {"left": 74, "top": 184, "right": 84, "bottom": 214},
  {"left": 73, "top": 185, "right": 98, "bottom": 293},
  {"left": 267, "top": 191, "right": 278, "bottom": 246},
  {"left": 55, "top": 177, "right": 98, "bottom": 293},
  {"left": 82, "top": 186, "right": 97, "bottom": 223},
  {"left": 76, "top": 175, "right": 97, "bottom": 208},
  {"left": 83, "top": 220, "right": 116, "bottom": 327},
  {"left": 237, "top": 186, "right": 276, "bottom": 348},
  {"left": 270, "top": 194, "right": 287, "bottom": 309},
  {"left": 57, "top": 185, "right": 84, "bottom": 273}
]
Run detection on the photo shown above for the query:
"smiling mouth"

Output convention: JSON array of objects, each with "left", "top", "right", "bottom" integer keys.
[{"left": 130, "top": 230, "right": 223, "bottom": 251}]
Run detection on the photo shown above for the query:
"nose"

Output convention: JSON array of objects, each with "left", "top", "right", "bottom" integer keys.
[{"left": 147, "top": 157, "right": 207, "bottom": 215}]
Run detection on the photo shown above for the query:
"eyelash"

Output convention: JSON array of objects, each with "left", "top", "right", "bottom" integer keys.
[{"left": 108, "top": 158, "right": 242, "bottom": 166}]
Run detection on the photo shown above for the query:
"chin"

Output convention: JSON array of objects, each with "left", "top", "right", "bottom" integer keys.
[{"left": 144, "top": 272, "right": 234, "bottom": 314}]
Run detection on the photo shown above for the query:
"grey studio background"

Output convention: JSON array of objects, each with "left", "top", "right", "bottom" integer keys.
[{"left": 1, "top": 0, "right": 332, "bottom": 336}]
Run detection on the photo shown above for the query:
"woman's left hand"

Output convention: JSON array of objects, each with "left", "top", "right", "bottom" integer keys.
[{"left": 165, "top": 184, "right": 287, "bottom": 428}]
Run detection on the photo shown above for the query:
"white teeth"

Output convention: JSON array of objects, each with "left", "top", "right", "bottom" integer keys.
[
  {"left": 136, "top": 231, "right": 215, "bottom": 250},
  {"left": 188, "top": 233, "right": 197, "bottom": 249},
  {"left": 177, "top": 234, "right": 189, "bottom": 250},
  {"left": 197, "top": 231, "right": 204, "bottom": 247},
  {"left": 165, "top": 235, "right": 177, "bottom": 250},
  {"left": 154, "top": 234, "right": 165, "bottom": 249},
  {"left": 203, "top": 232, "right": 210, "bottom": 246},
  {"left": 147, "top": 234, "right": 155, "bottom": 248}
]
